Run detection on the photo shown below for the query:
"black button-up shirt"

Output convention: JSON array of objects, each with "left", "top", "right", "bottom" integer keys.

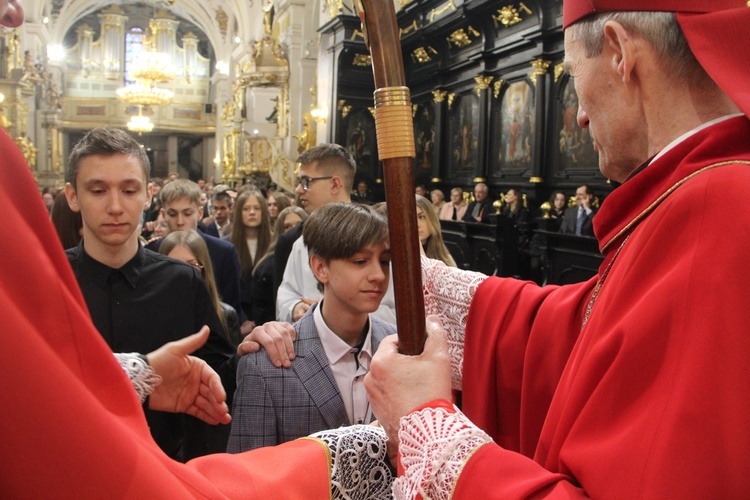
[{"left": 66, "top": 242, "right": 235, "bottom": 460}]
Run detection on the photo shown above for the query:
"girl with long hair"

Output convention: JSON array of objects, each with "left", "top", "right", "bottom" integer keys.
[
  {"left": 159, "top": 229, "right": 240, "bottom": 345},
  {"left": 230, "top": 190, "right": 273, "bottom": 324},
  {"left": 251, "top": 206, "right": 308, "bottom": 325},
  {"left": 416, "top": 194, "right": 456, "bottom": 267}
]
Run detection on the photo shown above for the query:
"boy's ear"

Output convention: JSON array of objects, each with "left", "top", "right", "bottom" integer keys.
[
  {"left": 64, "top": 183, "right": 80, "bottom": 213},
  {"left": 310, "top": 254, "right": 329, "bottom": 284}
]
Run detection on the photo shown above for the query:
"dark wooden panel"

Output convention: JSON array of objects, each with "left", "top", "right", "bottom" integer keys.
[{"left": 537, "top": 230, "right": 603, "bottom": 285}]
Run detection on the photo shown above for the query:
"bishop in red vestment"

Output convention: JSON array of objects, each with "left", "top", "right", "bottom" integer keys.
[{"left": 366, "top": 1, "right": 750, "bottom": 498}]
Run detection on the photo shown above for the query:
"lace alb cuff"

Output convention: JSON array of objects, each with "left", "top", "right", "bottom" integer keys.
[
  {"left": 114, "top": 353, "right": 163, "bottom": 404},
  {"left": 421, "top": 256, "right": 487, "bottom": 390},
  {"left": 393, "top": 405, "right": 493, "bottom": 500},
  {"left": 310, "top": 425, "right": 395, "bottom": 499}
]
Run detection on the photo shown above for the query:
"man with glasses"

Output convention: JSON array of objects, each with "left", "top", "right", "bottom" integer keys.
[{"left": 274, "top": 144, "right": 396, "bottom": 326}]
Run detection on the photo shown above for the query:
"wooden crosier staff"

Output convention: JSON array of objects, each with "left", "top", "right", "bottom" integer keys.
[{"left": 354, "top": 0, "right": 426, "bottom": 355}]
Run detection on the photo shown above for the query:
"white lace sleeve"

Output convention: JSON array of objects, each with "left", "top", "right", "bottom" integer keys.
[
  {"left": 114, "top": 353, "right": 163, "bottom": 404},
  {"left": 393, "top": 405, "right": 493, "bottom": 500},
  {"left": 421, "top": 256, "right": 487, "bottom": 390},
  {"left": 310, "top": 425, "right": 394, "bottom": 499}
]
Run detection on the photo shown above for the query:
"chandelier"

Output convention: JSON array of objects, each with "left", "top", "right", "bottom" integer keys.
[
  {"left": 127, "top": 106, "right": 154, "bottom": 135},
  {"left": 117, "top": 83, "right": 174, "bottom": 106},
  {"left": 130, "top": 51, "right": 176, "bottom": 83},
  {"left": 117, "top": 49, "right": 175, "bottom": 107}
]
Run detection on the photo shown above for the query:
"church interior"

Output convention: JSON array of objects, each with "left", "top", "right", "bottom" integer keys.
[{"left": 6, "top": 0, "right": 607, "bottom": 202}]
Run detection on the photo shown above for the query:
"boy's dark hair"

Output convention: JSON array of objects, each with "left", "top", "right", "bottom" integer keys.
[
  {"left": 303, "top": 203, "right": 388, "bottom": 262},
  {"left": 67, "top": 127, "right": 150, "bottom": 188},
  {"left": 212, "top": 190, "right": 233, "bottom": 205}
]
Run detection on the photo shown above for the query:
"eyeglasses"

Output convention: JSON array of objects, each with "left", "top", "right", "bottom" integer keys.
[{"left": 296, "top": 176, "right": 333, "bottom": 191}]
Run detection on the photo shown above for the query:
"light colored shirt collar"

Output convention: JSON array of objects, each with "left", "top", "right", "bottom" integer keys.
[{"left": 314, "top": 301, "right": 374, "bottom": 364}]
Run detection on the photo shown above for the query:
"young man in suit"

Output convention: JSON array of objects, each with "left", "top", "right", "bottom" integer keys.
[
  {"left": 204, "top": 190, "right": 234, "bottom": 238},
  {"left": 559, "top": 184, "right": 597, "bottom": 236},
  {"left": 228, "top": 203, "right": 396, "bottom": 452}
]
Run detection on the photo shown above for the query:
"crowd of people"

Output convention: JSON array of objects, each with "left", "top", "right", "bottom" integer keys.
[{"left": 8, "top": 0, "right": 750, "bottom": 496}]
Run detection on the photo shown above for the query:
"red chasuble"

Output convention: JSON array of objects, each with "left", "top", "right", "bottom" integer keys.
[
  {"left": 457, "top": 116, "right": 750, "bottom": 497},
  {"left": 0, "top": 129, "right": 330, "bottom": 498}
]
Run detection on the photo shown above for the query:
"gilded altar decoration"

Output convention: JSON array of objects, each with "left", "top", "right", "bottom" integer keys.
[
  {"left": 221, "top": 101, "right": 236, "bottom": 122},
  {"left": 493, "top": 79, "right": 505, "bottom": 99},
  {"left": 432, "top": 90, "right": 447, "bottom": 103},
  {"left": 447, "top": 27, "right": 479, "bottom": 49},
  {"left": 368, "top": 106, "right": 376, "bottom": 117},
  {"left": 294, "top": 112, "right": 316, "bottom": 154},
  {"left": 529, "top": 58, "right": 551, "bottom": 85},
  {"left": 338, "top": 100, "right": 352, "bottom": 119},
  {"left": 353, "top": 54, "right": 372, "bottom": 67},
  {"left": 447, "top": 93, "right": 456, "bottom": 109},
  {"left": 474, "top": 75, "right": 494, "bottom": 96},
  {"left": 326, "top": 0, "right": 344, "bottom": 19},
  {"left": 14, "top": 133, "right": 36, "bottom": 169},
  {"left": 263, "top": 0, "right": 275, "bottom": 37},
  {"left": 411, "top": 46, "right": 437, "bottom": 64},
  {"left": 429, "top": 0, "right": 457, "bottom": 23},
  {"left": 277, "top": 85, "right": 290, "bottom": 138},
  {"left": 493, "top": 3, "right": 533, "bottom": 28},
  {"left": 351, "top": 30, "right": 366, "bottom": 41},
  {"left": 399, "top": 21, "right": 418, "bottom": 38}
]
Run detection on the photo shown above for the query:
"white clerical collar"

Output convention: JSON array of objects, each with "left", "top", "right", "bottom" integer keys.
[{"left": 651, "top": 113, "right": 744, "bottom": 164}]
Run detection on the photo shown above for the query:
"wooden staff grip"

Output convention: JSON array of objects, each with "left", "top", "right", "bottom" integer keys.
[{"left": 355, "top": 0, "right": 426, "bottom": 355}]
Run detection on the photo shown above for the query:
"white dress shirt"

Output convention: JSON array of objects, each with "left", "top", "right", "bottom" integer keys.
[{"left": 313, "top": 302, "right": 373, "bottom": 425}]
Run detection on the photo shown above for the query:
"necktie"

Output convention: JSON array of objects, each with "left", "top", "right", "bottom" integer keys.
[
  {"left": 452, "top": 206, "right": 457, "bottom": 220},
  {"left": 576, "top": 207, "right": 585, "bottom": 236}
]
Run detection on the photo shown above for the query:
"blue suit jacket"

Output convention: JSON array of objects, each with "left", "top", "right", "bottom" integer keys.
[{"left": 227, "top": 304, "right": 395, "bottom": 453}]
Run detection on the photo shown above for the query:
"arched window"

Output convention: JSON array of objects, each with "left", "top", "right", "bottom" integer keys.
[{"left": 124, "top": 27, "right": 145, "bottom": 85}]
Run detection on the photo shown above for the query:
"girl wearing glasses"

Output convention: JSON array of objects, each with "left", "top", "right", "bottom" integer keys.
[{"left": 159, "top": 229, "right": 241, "bottom": 346}]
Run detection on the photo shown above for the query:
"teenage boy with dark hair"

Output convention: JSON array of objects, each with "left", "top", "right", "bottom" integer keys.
[
  {"left": 228, "top": 203, "right": 396, "bottom": 452},
  {"left": 64, "top": 127, "right": 235, "bottom": 460}
]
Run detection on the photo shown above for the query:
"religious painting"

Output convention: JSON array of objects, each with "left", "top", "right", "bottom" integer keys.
[
  {"left": 555, "top": 75, "right": 597, "bottom": 174},
  {"left": 447, "top": 92, "right": 479, "bottom": 176},
  {"left": 413, "top": 102, "right": 435, "bottom": 173},
  {"left": 490, "top": 79, "right": 535, "bottom": 177},
  {"left": 344, "top": 108, "right": 377, "bottom": 177}
]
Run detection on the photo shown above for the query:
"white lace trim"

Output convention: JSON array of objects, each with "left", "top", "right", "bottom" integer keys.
[
  {"left": 393, "top": 405, "right": 493, "bottom": 500},
  {"left": 421, "top": 256, "right": 487, "bottom": 390},
  {"left": 311, "top": 425, "right": 394, "bottom": 499},
  {"left": 114, "top": 353, "right": 163, "bottom": 403}
]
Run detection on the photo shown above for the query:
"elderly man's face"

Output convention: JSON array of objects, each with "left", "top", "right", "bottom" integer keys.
[
  {"left": 563, "top": 26, "right": 646, "bottom": 183},
  {"left": 474, "top": 186, "right": 487, "bottom": 201}
]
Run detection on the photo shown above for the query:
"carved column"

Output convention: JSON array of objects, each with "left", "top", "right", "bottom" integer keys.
[
  {"left": 430, "top": 89, "right": 447, "bottom": 183},
  {"left": 529, "top": 59, "right": 550, "bottom": 184},
  {"left": 473, "top": 75, "right": 494, "bottom": 183}
]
